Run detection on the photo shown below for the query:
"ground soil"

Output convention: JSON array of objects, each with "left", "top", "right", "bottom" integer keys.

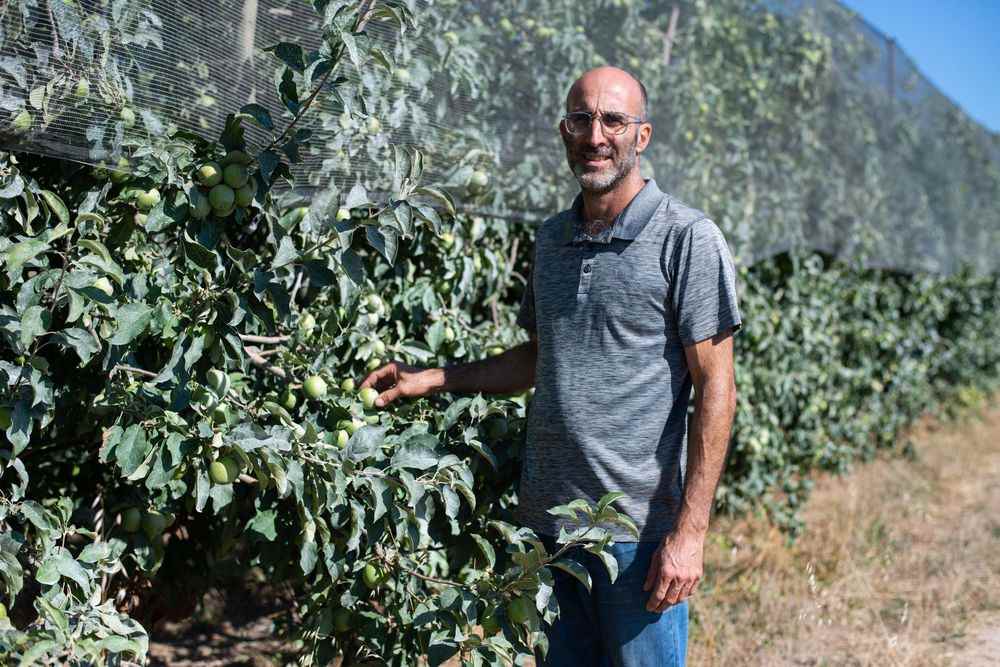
[{"left": 149, "top": 395, "right": 1000, "bottom": 666}]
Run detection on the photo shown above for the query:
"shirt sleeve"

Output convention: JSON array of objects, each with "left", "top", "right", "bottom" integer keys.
[
  {"left": 670, "top": 218, "right": 743, "bottom": 346},
  {"left": 516, "top": 266, "right": 537, "bottom": 334}
]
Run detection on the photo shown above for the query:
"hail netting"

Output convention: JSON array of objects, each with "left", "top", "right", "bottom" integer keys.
[{"left": 1, "top": 0, "right": 998, "bottom": 274}]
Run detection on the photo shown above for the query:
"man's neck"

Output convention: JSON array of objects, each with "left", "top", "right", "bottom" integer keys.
[{"left": 580, "top": 172, "right": 647, "bottom": 227}]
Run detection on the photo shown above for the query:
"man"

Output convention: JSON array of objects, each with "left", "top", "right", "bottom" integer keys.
[{"left": 360, "top": 66, "right": 742, "bottom": 667}]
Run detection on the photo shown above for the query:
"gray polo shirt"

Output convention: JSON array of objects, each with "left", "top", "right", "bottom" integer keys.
[{"left": 515, "top": 178, "right": 743, "bottom": 542}]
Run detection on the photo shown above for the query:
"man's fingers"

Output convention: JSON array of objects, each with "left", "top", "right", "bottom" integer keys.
[
  {"left": 374, "top": 385, "right": 402, "bottom": 407},
  {"left": 646, "top": 573, "right": 673, "bottom": 612},
  {"left": 642, "top": 550, "right": 660, "bottom": 592},
  {"left": 653, "top": 579, "right": 682, "bottom": 613},
  {"left": 360, "top": 363, "right": 395, "bottom": 390}
]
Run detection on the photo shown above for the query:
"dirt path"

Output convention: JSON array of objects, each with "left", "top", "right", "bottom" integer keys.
[{"left": 689, "top": 395, "right": 1000, "bottom": 666}]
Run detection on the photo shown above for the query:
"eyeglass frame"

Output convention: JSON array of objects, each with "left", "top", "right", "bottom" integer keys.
[{"left": 560, "top": 110, "right": 648, "bottom": 136}]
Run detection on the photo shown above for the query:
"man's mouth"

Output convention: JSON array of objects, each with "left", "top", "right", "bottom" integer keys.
[{"left": 580, "top": 154, "right": 611, "bottom": 166}]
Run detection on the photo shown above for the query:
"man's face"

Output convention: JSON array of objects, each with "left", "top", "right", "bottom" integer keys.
[{"left": 560, "top": 73, "right": 649, "bottom": 194}]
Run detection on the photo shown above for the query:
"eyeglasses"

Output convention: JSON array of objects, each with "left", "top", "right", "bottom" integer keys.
[{"left": 561, "top": 110, "right": 646, "bottom": 136}]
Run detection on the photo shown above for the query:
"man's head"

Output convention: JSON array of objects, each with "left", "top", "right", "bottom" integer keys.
[{"left": 561, "top": 66, "right": 652, "bottom": 194}]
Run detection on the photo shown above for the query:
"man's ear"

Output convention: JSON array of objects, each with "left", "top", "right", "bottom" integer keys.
[{"left": 637, "top": 123, "right": 653, "bottom": 154}]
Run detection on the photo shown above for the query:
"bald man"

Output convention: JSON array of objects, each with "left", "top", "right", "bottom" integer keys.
[{"left": 361, "top": 66, "right": 743, "bottom": 667}]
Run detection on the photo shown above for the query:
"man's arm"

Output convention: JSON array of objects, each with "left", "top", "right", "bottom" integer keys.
[
  {"left": 360, "top": 336, "right": 538, "bottom": 406},
  {"left": 643, "top": 328, "right": 737, "bottom": 612},
  {"left": 675, "top": 329, "right": 737, "bottom": 536}
]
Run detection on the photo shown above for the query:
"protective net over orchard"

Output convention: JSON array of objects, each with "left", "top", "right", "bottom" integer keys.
[{"left": 2, "top": 0, "right": 998, "bottom": 274}]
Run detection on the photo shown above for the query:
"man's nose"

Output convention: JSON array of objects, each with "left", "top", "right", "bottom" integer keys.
[{"left": 585, "top": 116, "right": 606, "bottom": 146}]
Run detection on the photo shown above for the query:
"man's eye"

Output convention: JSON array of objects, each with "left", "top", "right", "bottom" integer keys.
[{"left": 603, "top": 113, "right": 627, "bottom": 128}]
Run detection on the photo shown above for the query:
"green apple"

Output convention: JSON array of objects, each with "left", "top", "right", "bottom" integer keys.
[
  {"left": 122, "top": 507, "right": 142, "bottom": 533},
  {"left": 12, "top": 110, "right": 32, "bottom": 133},
  {"left": 299, "top": 312, "right": 316, "bottom": 334},
  {"left": 480, "top": 609, "right": 500, "bottom": 635},
  {"left": 141, "top": 510, "right": 170, "bottom": 539},
  {"left": 223, "top": 163, "right": 249, "bottom": 189},
  {"left": 469, "top": 170, "right": 489, "bottom": 191},
  {"left": 340, "top": 378, "right": 356, "bottom": 393},
  {"left": 395, "top": 68, "right": 411, "bottom": 84},
  {"left": 221, "top": 150, "right": 252, "bottom": 166},
  {"left": 362, "top": 562, "right": 388, "bottom": 589},
  {"left": 303, "top": 376, "right": 328, "bottom": 400},
  {"left": 136, "top": 188, "right": 160, "bottom": 212},
  {"left": 234, "top": 182, "right": 254, "bottom": 208},
  {"left": 280, "top": 388, "right": 297, "bottom": 410},
  {"left": 332, "top": 607, "right": 353, "bottom": 633},
  {"left": 373, "top": 340, "right": 387, "bottom": 356},
  {"left": 120, "top": 107, "right": 136, "bottom": 128},
  {"left": 74, "top": 78, "right": 90, "bottom": 99},
  {"left": 209, "top": 456, "right": 240, "bottom": 484},
  {"left": 206, "top": 369, "right": 226, "bottom": 393},
  {"left": 211, "top": 404, "right": 231, "bottom": 426},
  {"left": 440, "top": 232, "right": 455, "bottom": 248},
  {"left": 133, "top": 212, "right": 147, "bottom": 226},
  {"left": 487, "top": 346, "right": 505, "bottom": 357},
  {"left": 209, "top": 184, "right": 235, "bottom": 212},
  {"left": 335, "top": 429, "right": 350, "bottom": 448},
  {"left": 93, "top": 277, "right": 114, "bottom": 297},
  {"left": 507, "top": 596, "right": 532, "bottom": 624},
  {"left": 189, "top": 188, "right": 212, "bottom": 219},
  {"left": 196, "top": 161, "right": 223, "bottom": 187},
  {"left": 366, "top": 357, "right": 382, "bottom": 372},
  {"left": 336, "top": 207, "right": 351, "bottom": 222},
  {"left": 359, "top": 387, "right": 379, "bottom": 409}
]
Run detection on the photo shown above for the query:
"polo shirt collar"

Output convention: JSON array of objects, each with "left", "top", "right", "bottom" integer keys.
[{"left": 561, "top": 178, "right": 666, "bottom": 245}]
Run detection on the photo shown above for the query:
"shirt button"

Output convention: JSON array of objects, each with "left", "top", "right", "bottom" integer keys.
[{"left": 583, "top": 265, "right": 592, "bottom": 274}]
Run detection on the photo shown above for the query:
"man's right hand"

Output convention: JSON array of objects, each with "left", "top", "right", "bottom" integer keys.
[{"left": 359, "top": 361, "right": 442, "bottom": 408}]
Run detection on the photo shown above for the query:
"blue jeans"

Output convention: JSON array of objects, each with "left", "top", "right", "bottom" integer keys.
[{"left": 537, "top": 536, "right": 688, "bottom": 667}]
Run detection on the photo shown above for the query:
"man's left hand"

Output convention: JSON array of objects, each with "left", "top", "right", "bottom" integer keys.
[{"left": 642, "top": 529, "right": 705, "bottom": 613}]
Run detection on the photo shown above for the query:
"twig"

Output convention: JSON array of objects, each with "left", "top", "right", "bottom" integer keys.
[
  {"left": 239, "top": 334, "right": 290, "bottom": 344},
  {"left": 113, "top": 364, "right": 158, "bottom": 379},
  {"left": 262, "top": 0, "right": 378, "bottom": 154},
  {"left": 245, "top": 345, "right": 287, "bottom": 379}
]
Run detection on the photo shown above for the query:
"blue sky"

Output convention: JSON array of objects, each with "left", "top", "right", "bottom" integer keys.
[{"left": 839, "top": 0, "right": 1000, "bottom": 133}]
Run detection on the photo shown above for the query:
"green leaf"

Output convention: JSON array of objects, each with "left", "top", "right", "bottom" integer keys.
[
  {"left": 391, "top": 436, "right": 439, "bottom": 470},
  {"left": 115, "top": 425, "right": 150, "bottom": 477},
  {"left": 264, "top": 42, "right": 306, "bottom": 72},
  {"left": 35, "top": 557, "right": 60, "bottom": 585},
  {"left": 413, "top": 186, "right": 456, "bottom": 217},
  {"left": 550, "top": 558, "right": 592, "bottom": 592},
  {"left": 585, "top": 543, "right": 620, "bottom": 583},
  {"left": 110, "top": 303, "right": 153, "bottom": 346},
  {"left": 3, "top": 238, "right": 49, "bottom": 282},
  {"left": 470, "top": 534, "right": 495, "bottom": 569},
  {"left": 54, "top": 327, "right": 100, "bottom": 364},
  {"left": 347, "top": 426, "right": 386, "bottom": 462},
  {"left": 19, "top": 305, "right": 49, "bottom": 347},
  {"left": 597, "top": 491, "right": 626, "bottom": 513},
  {"left": 247, "top": 509, "right": 278, "bottom": 541},
  {"left": 238, "top": 103, "right": 274, "bottom": 130},
  {"left": 39, "top": 190, "right": 69, "bottom": 226}
]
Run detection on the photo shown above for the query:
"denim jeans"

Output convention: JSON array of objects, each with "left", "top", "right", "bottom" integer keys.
[{"left": 536, "top": 535, "right": 688, "bottom": 667}]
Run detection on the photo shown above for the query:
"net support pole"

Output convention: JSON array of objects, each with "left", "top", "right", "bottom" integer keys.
[{"left": 664, "top": 5, "right": 680, "bottom": 66}]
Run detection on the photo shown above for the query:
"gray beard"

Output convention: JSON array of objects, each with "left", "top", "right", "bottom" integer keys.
[{"left": 571, "top": 140, "right": 639, "bottom": 194}]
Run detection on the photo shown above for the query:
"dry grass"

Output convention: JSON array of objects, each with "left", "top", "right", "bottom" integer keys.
[{"left": 688, "top": 395, "right": 1000, "bottom": 666}]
